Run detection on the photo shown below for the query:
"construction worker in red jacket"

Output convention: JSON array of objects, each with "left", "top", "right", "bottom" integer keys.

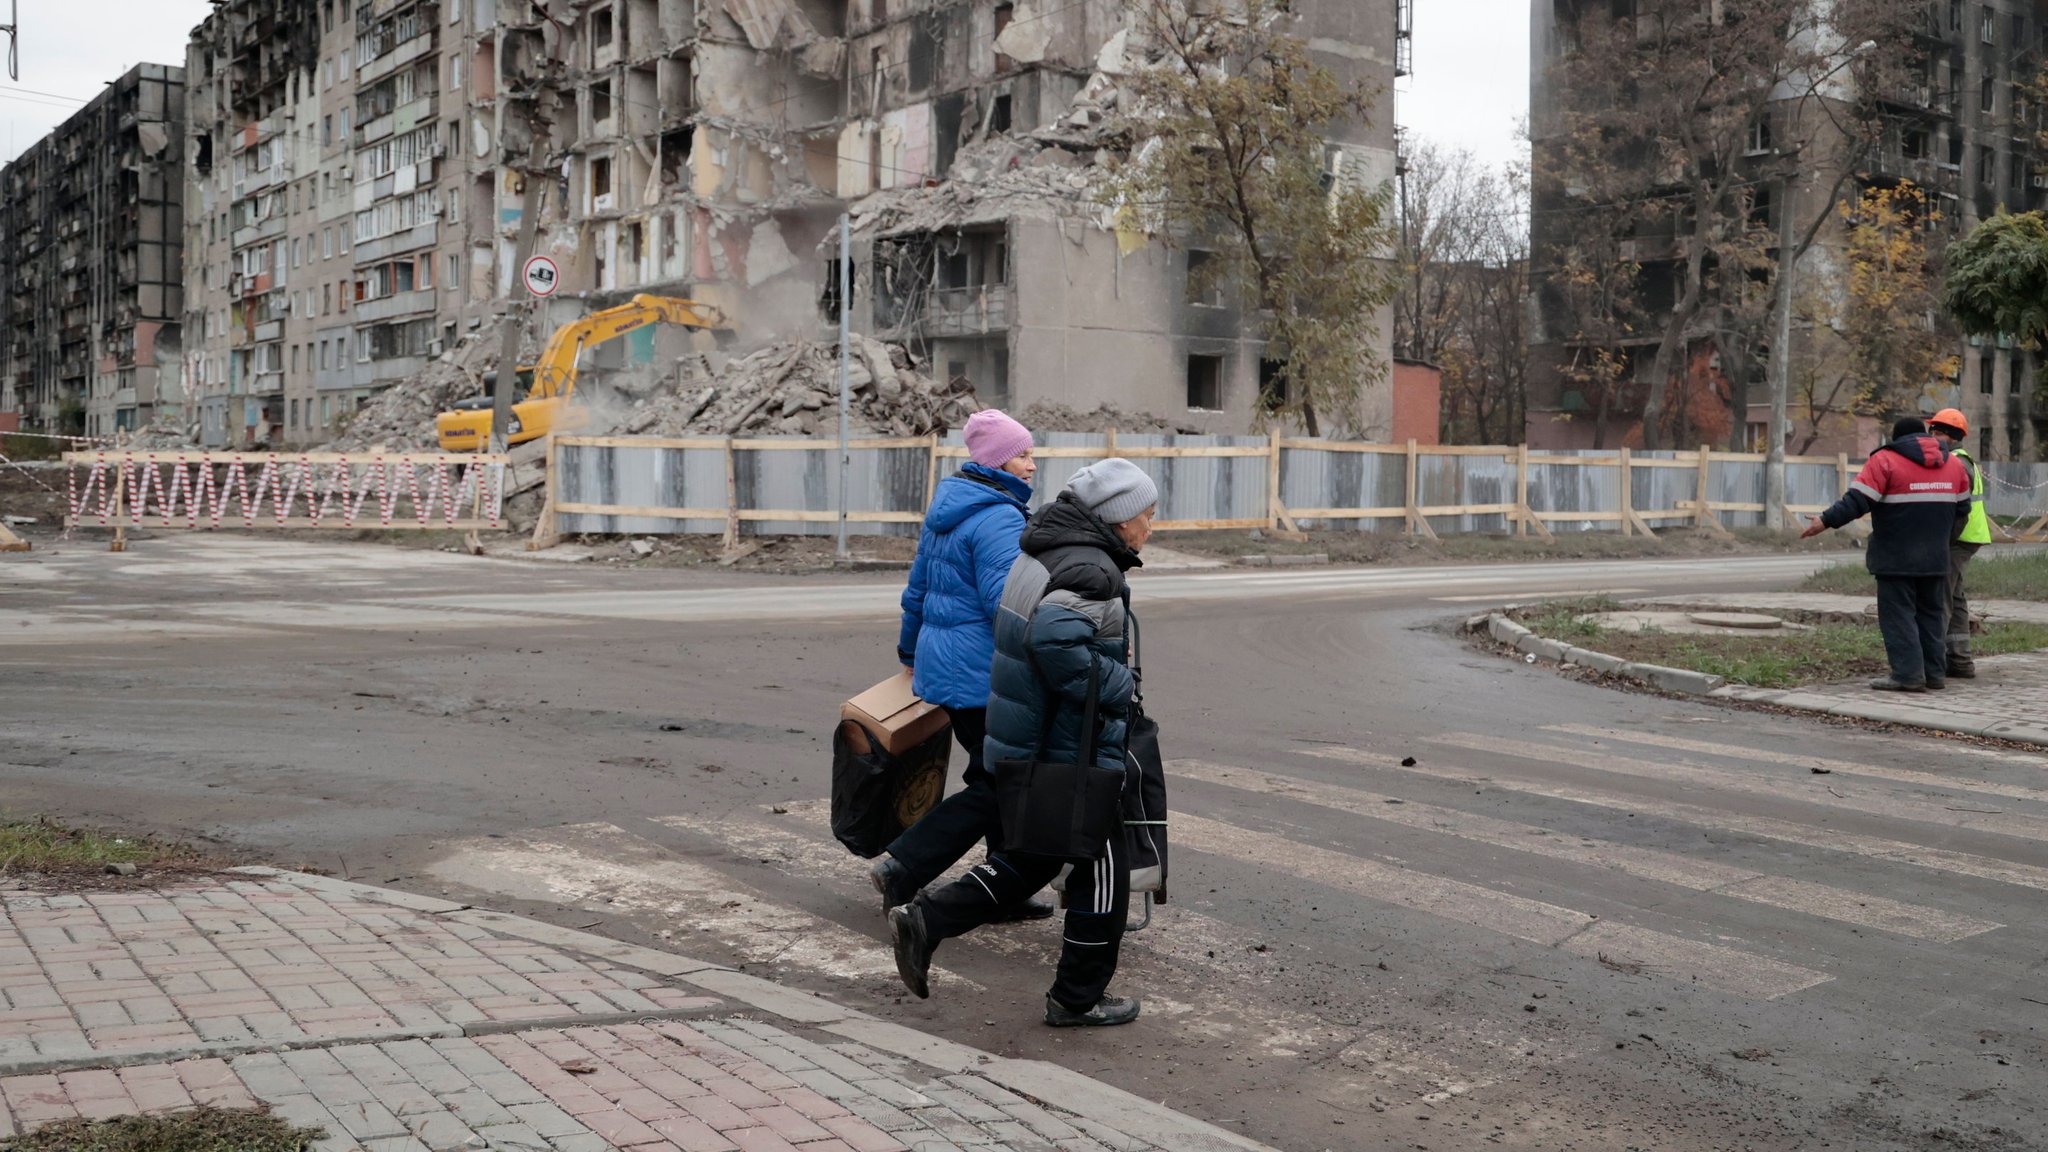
[{"left": 1801, "top": 416, "right": 1974, "bottom": 692}]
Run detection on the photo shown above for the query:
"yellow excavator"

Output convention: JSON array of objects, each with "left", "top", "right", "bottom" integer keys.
[{"left": 436, "top": 294, "right": 730, "bottom": 451}]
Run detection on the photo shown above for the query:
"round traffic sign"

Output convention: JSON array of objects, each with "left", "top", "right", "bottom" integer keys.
[{"left": 522, "top": 255, "right": 560, "bottom": 298}]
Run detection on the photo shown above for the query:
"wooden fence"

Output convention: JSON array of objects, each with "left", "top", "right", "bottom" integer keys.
[{"left": 526, "top": 432, "right": 2016, "bottom": 550}]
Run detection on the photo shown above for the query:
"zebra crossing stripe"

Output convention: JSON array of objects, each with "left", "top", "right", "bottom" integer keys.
[
  {"left": 1545, "top": 724, "right": 2048, "bottom": 805},
  {"left": 1436, "top": 732, "right": 2048, "bottom": 846},
  {"left": 1304, "top": 746, "right": 2048, "bottom": 893},
  {"left": 1172, "top": 813, "right": 1831, "bottom": 1000},
  {"left": 1172, "top": 760, "right": 1999, "bottom": 943}
]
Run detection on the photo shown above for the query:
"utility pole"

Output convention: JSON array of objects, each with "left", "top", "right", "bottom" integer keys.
[
  {"left": 491, "top": 142, "right": 547, "bottom": 449},
  {"left": 835, "top": 213, "right": 852, "bottom": 561},
  {"left": 1764, "top": 169, "right": 1797, "bottom": 531}
]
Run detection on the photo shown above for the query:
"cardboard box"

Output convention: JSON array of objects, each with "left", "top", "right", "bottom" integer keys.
[{"left": 841, "top": 671, "right": 950, "bottom": 757}]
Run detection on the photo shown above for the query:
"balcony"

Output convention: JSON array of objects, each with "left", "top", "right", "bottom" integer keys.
[
  {"left": 353, "top": 220, "right": 438, "bottom": 264},
  {"left": 353, "top": 288, "right": 437, "bottom": 323},
  {"left": 923, "top": 284, "right": 1011, "bottom": 337},
  {"left": 357, "top": 31, "right": 437, "bottom": 88},
  {"left": 231, "top": 213, "right": 287, "bottom": 249}
]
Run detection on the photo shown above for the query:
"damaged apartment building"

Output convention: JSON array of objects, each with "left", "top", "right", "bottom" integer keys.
[
  {"left": 176, "top": 0, "right": 1401, "bottom": 445},
  {"left": 0, "top": 65, "right": 186, "bottom": 438}
]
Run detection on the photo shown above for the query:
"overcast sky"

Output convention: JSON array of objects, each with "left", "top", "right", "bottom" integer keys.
[
  {"left": 1398, "top": 0, "right": 1531, "bottom": 172},
  {"left": 1, "top": 0, "right": 1535, "bottom": 172},
  {"left": 0, "top": 0, "right": 212, "bottom": 163}
]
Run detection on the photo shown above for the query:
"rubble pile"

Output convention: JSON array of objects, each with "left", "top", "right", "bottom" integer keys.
[
  {"left": 1015, "top": 400, "right": 1201, "bottom": 436},
  {"left": 614, "top": 335, "right": 978, "bottom": 439},
  {"left": 328, "top": 335, "right": 497, "bottom": 453},
  {"left": 848, "top": 135, "right": 1117, "bottom": 237},
  {"left": 124, "top": 416, "right": 202, "bottom": 452}
]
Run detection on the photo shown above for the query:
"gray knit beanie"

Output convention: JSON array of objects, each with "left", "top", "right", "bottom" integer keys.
[{"left": 1066, "top": 457, "right": 1159, "bottom": 525}]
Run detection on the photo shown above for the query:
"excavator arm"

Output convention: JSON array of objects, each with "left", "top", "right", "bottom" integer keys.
[{"left": 526, "top": 294, "right": 730, "bottom": 401}]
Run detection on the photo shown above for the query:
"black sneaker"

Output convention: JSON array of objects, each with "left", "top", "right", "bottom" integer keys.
[
  {"left": 887, "top": 902, "right": 934, "bottom": 1000},
  {"left": 869, "top": 855, "right": 915, "bottom": 914},
  {"left": 1044, "top": 994, "right": 1140, "bottom": 1028},
  {"left": 1924, "top": 678, "right": 1947, "bottom": 691},
  {"left": 991, "top": 896, "right": 1058, "bottom": 923},
  {"left": 1946, "top": 666, "right": 1977, "bottom": 680}
]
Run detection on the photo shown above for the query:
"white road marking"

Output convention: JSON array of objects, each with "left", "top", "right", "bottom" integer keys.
[
  {"left": 1173, "top": 813, "right": 1832, "bottom": 1000},
  {"left": 1173, "top": 760, "right": 1998, "bottom": 943},
  {"left": 1436, "top": 732, "right": 2048, "bottom": 846},
  {"left": 423, "top": 821, "right": 977, "bottom": 990},
  {"left": 1304, "top": 746, "right": 2048, "bottom": 894},
  {"left": 661, "top": 803, "right": 1582, "bottom": 1096},
  {"left": 1547, "top": 724, "right": 2048, "bottom": 804}
]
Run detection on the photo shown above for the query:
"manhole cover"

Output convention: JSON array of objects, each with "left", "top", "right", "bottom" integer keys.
[{"left": 1687, "top": 612, "right": 1786, "bottom": 630}]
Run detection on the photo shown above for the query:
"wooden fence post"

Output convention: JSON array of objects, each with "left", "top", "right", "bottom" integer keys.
[
  {"left": 924, "top": 433, "right": 941, "bottom": 514},
  {"left": 1515, "top": 443, "right": 1530, "bottom": 538},
  {"left": 1403, "top": 440, "right": 1439, "bottom": 541},
  {"left": 525, "top": 434, "right": 562, "bottom": 551},
  {"left": 110, "top": 431, "right": 128, "bottom": 553},
  {"left": 723, "top": 437, "right": 741, "bottom": 551},
  {"left": 1617, "top": 447, "right": 1633, "bottom": 537},
  {"left": 1692, "top": 444, "right": 1731, "bottom": 538}
]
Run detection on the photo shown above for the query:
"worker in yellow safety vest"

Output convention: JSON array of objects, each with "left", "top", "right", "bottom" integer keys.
[{"left": 1929, "top": 408, "right": 1992, "bottom": 679}]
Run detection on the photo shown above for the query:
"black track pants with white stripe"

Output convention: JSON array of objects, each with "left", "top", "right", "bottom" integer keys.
[{"left": 917, "top": 833, "right": 1129, "bottom": 1013}]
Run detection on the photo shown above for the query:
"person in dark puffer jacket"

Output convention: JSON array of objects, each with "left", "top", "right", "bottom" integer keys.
[
  {"left": 1803, "top": 416, "right": 1973, "bottom": 692},
  {"left": 870, "top": 410, "right": 1054, "bottom": 924},
  {"left": 888, "top": 458, "right": 1159, "bottom": 1028}
]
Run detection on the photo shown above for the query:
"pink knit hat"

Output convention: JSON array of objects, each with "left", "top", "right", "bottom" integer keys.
[{"left": 964, "top": 409, "right": 1034, "bottom": 469}]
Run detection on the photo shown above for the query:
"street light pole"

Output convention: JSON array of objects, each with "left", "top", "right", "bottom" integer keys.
[
  {"left": 836, "top": 213, "right": 852, "bottom": 561},
  {"left": 1764, "top": 170, "right": 1797, "bottom": 531}
]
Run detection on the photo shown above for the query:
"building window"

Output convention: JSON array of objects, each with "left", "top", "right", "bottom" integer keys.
[
  {"left": 1187, "top": 354, "right": 1223, "bottom": 410},
  {"left": 1980, "top": 355, "right": 1995, "bottom": 394},
  {"left": 1982, "top": 146, "right": 1996, "bottom": 185},
  {"left": 290, "top": 399, "right": 300, "bottom": 428},
  {"left": 591, "top": 6, "right": 615, "bottom": 55},
  {"left": 994, "top": 2, "right": 1016, "bottom": 73},
  {"left": 1982, "top": 8, "right": 1995, "bottom": 43},
  {"left": 591, "top": 156, "right": 614, "bottom": 207},
  {"left": 323, "top": 228, "right": 333, "bottom": 259},
  {"left": 1981, "top": 75, "right": 1995, "bottom": 115},
  {"left": 321, "top": 397, "right": 332, "bottom": 425},
  {"left": 1950, "top": 0, "right": 1962, "bottom": 31},
  {"left": 1186, "top": 250, "right": 1222, "bottom": 307},
  {"left": 418, "top": 255, "right": 433, "bottom": 290},
  {"left": 592, "top": 79, "right": 614, "bottom": 127},
  {"left": 1259, "top": 359, "right": 1290, "bottom": 413},
  {"left": 1746, "top": 117, "right": 1772, "bottom": 155}
]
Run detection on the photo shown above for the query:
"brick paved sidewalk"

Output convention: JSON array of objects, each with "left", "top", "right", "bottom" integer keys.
[
  {"left": 1632, "top": 593, "right": 2048, "bottom": 746},
  {"left": 0, "top": 871, "right": 1267, "bottom": 1152}
]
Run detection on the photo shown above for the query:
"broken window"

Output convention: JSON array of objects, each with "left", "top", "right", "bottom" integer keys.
[
  {"left": 660, "top": 130, "right": 692, "bottom": 185},
  {"left": 1259, "top": 359, "right": 1290, "bottom": 413},
  {"left": 1186, "top": 251, "right": 1222, "bottom": 307},
  {"left": 989, "top": 94, "right": 1012, "bottom": 135},
  {"left": 625, "top": 221, "right": 644, "bottom": 265},
  {"left": 1187, "top": 355, "right": 1223, "bottom": 410},
  {"left": 592, "top": 7, "right": 616, "bottom": 55},
  {"left": 821, "top": 258, "right": 848, "bottom": 324},
  {"left": 592, "top": 156, "right": 615, "bottom": 207},
  {"left": 592, "top": 79, "right": 615, "bottom": 128}
]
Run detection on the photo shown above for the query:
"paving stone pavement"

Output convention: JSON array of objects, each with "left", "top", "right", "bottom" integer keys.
[
  {"left": 0, "top": 873, "right": 1248, "bottom": 1152},
  {"left": 1629, "top": 593, "right": 2048, "bottom": 746}
]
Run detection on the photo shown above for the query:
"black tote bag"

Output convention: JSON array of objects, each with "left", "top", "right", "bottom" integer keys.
[
  {"left": 830, "top": 720, "right": 952, "bottom": 858},
  {"left": 994, "top": 655, "right": 1126, "bottom": 860}
]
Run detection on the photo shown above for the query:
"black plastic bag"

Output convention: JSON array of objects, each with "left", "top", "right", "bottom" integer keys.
[
  {"left": 1123, "top": 709, "right": 1168, "bottom": 901},
  {"left": 830, "top": 721, "right": 951, "bottom": 858}
]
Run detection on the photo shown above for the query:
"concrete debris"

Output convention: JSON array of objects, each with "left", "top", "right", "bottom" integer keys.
[
  {"left": 849, "top": 135, "right": 1113, "bottom": 236},
  {"left": 124, "top": 416, "right": 204, "bottom": 452},
  {"left": 993, "top": 1, "right": 1053, "bottom": 64},
  {"left": 328, "top": 333, "right": 500, "bottom": 453},
  {"left": 625, "top": 335, "right": 976, "bottom": 439},
  {"left": 1015, "top": 400, "right": 1203, "bottom": 435}
]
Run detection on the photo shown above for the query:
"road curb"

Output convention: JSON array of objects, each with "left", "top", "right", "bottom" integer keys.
[
  {"left": 1710, "top": 686, "right": 2048, "bottom": 748},
  {"left": 1476, "top": 612, "right": 1726, "bottom": 694},
  {"left": 235, "top": 869, "right": 1281, "bottom": 1152}
]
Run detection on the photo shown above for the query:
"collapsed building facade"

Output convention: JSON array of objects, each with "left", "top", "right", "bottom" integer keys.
[
  {"left": 0, "top": 65, "right": 187, "bottom": 438},
  {"left": 167, "top": 0, "right": 1402, "bottom": 447}
]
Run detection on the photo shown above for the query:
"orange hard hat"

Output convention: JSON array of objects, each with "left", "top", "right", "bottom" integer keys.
[{"left": 1930, "top": 408, "right": 1969, "bottom": 437}]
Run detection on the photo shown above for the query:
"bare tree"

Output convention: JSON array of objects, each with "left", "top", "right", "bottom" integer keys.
[
  {"left": 1395, "top": 141, "right": 1528, "bottom": 443},
  {"left": 1547, "top": 0, "right": 1925, "bottom": 449},
  {"left": 1112, "top": 0, "right": 1397, "bottom": 436}
]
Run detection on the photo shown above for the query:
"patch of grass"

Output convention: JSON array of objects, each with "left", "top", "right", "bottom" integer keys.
[
  {"left": 1517, "top": 597, "right": 1621, "bottom": 642},
  {"left": 1554, "top": 620, "right": 2048, "bottom": 690},
  {"left": 1800, "top": 551, "right": 2048, "bottom": 602},
  {"left": 0, "top": 817, "right": 198, "bottom": 876},
  {"left": 4, "top": 1106, "right": 323, "bottom": 1152}
]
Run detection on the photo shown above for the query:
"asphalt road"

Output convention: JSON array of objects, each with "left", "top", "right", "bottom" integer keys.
[{"left": 3, "top": 535, "right": 2045, "bottom": 1151}]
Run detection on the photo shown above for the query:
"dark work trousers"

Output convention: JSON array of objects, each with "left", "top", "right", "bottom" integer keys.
[
  {"left": 884, "top": 708, "right": 997, "bottom": 891},
  {"left": 917, "top": 833, "right": 1129, "bottom": 1013},
  {"left": 1947, "top": 542, "right": 1982, "bottom": 674},
  {"left": 1876, "top": 574, "right": 1949, "bottom": 687}
]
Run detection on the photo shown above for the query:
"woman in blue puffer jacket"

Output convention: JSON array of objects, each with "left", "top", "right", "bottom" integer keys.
[{"left": 868, "top": 410, "right": 1053, "bottom": 923}]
